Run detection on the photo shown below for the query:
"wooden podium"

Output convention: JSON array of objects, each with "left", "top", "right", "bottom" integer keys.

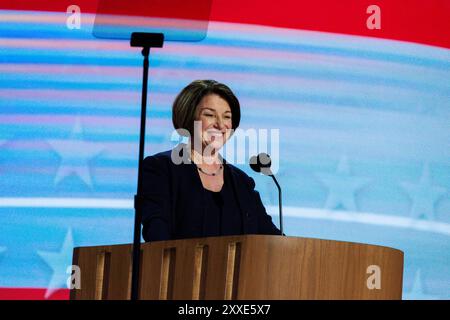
[{"left": 70, "top": 235, "right": 403, "bottom": 300}]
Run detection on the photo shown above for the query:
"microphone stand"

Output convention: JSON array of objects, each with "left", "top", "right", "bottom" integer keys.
[
  {"left": 130, "top": 32, "right": 164, "bottom": 300},
  {"left": 269, "top": 174, "right": 283, "bottom": 236},
  {"left": 252, "top": 154, "right": 284, "bottom": 236}
]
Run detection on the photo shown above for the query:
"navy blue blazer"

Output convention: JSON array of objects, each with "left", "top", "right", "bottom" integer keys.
[{"left": 141, "top": 144, "right": 281, "bottom": 242}]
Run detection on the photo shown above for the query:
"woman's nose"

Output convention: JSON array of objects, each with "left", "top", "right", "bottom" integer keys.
[{"left": 215, "top": 116, "right": 225, "bottom": 129}]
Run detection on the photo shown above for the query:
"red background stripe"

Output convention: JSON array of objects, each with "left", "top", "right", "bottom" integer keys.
[
  {"left": 0, "top": 0, "right": 449, "bottom": 49},
  {"left": 0, "top": 288, "right": 69, "bottom": 300}
]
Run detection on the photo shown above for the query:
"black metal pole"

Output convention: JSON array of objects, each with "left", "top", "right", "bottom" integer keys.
[
  {"left": 131, "top": 46, "right": 150, "bottom": 301},
  {"left": 129, "top": 32, "right": 164, "bottom": 301},
  {"left": 270, "top": 174, "right": 283, "bottom": 236}
]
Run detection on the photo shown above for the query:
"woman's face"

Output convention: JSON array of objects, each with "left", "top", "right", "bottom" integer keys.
[{"left": 194, "top": 93, "right": 233, "bottom": 153}]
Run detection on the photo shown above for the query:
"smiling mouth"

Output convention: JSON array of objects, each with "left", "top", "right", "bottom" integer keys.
[
  {"left": 207, "top": 131, "right": 224, "bottom": 141},
  {"left": 210, "top": 135, "right": 223, "bottom": 141},
  {"left": 208, "top": 131, "right": 224, "bottom": 136}
]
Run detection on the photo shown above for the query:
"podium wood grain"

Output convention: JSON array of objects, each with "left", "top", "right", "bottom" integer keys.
[{"left": 70, "top": 235, "right": 403, "bottom": 300}]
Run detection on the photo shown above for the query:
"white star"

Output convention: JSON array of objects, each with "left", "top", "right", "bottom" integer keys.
[
  {"left": 37, "top": 229, "right": 75, "bottom": 299},
  {"left": 403, "top": 269, "right": 439, "bottom": 300},
  {"left": 400, "top": 164, "right": 447, "bottom": 221},
  {"left": 47, "top": 118, "right": 104, "bottom": 188},
  {"left": 315, "top": 155, "right": 371, "bottom": 211}
]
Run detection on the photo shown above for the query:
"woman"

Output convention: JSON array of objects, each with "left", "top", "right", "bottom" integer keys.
[{"left": 142, "top": 80, "right": 281, "bottom": 242}]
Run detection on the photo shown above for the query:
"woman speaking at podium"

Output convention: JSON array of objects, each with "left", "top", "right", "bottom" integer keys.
[{"left": 141, "top": 80, "right": 280, "bottom": 242}]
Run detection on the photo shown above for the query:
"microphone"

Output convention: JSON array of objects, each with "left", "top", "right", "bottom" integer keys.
[{"left": 249, "top": 153, "right": 284, "bottom": 236}]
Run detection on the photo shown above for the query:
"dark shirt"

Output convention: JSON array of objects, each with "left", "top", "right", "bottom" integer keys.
[
  {"left": 141, "top": 144, "right": 281, "bottom": 242},
  {"left": 202, "top": 166, "right": 242, "bottom": 237}
]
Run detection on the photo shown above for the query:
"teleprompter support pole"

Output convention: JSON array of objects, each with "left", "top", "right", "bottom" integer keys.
[{"left": 130, "top": 32, "right": 164, "bottom": 300}]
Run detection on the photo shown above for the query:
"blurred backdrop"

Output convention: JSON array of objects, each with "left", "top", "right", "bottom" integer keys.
[{"left": 0, "top": 0, "right": 449, "bottom": 299}]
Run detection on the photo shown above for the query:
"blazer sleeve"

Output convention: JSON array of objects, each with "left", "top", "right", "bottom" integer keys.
[
  {"left": 141, "top": 155, "right": 172, "bottom": 242},
  {"left": 247, "top": 176, "right": 282, "bottom": 236}
]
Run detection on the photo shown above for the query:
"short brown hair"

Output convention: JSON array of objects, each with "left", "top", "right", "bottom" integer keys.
[{"left": 172, "top": 80, "right": 241, "bottom": 136}]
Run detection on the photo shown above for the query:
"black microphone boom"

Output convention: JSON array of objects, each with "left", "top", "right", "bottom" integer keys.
[{"left": 249, "top": 153, "right": 284, "bottom": 236}]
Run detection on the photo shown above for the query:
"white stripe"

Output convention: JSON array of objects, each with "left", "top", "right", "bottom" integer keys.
[
  {"left": 0, "top": 197, "right": 132, "bottom": 209},
  {"left": 267, "top": 205, "right": 450, "bottom": 237},
  {"left": 0, "top": 197, "right": 449, "bottom": 236}
]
